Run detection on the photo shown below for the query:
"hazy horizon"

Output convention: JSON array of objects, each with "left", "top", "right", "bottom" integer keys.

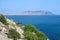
[{"left": 0, "top": 0, "right": 60, "bottom": 15}]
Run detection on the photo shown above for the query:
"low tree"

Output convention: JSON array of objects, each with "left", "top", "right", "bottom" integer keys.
[{"left": 7, "top": 29, "right": 20, "bottom": 40}]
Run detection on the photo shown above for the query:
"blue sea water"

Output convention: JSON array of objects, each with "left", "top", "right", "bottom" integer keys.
[{"left": 6, "top": 15, "right": 60, "bottom": 40}]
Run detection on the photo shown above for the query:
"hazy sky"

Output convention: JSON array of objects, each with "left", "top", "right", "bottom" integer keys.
[{"left": 0, "top": 0, "right": 60, "bottom": 15}]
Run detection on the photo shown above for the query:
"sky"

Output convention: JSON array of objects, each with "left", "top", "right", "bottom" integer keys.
[{"left": 0, "top": 0, "right": 60, "bottom": 15}]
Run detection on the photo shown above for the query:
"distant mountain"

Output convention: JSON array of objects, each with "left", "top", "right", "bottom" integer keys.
[
  {"left": 6, "top": 10, "right": 53, "bottom": 15},
  {"left": 17, "top": 10, "right": 53, "bottom": 15}
]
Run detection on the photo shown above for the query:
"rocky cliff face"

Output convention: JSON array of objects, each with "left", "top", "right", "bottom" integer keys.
[
  {"left": 0, "top": 21, "right": 24, "bottom": 40},
  {"left": 0, "top": 22, "right": 11, "bottom": 40}
]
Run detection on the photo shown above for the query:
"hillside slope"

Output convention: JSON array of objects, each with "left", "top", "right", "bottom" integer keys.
[{"left": 0, "top": 14, "right": 49, "bottom": 40}]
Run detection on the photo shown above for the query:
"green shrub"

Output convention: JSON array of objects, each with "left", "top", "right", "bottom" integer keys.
[
  {"left": 24, "top": 24, "right": 48, "bottom": 40},
  {"left": 24, "top": 24, "right": 36, "bottom": 32},
  {"left": 36, "top": 31, "right": 47, "bottom": 40},
  {"left": 16, "top": 22, "right": 22, "bottom": 26},
  {"left": 0, "top": 14, "right": 8, "bottom": 25},
  {"left": 7, "top": 29, "right": 20, "bottom": 40},
  {"left": 24, "top": 31, "right": 38, "bottom": 40}
]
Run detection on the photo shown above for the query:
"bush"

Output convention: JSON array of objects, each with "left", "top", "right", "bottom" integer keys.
[
  {"left": 36, "top": 31, "right": 47, "bottom": 40},
  {"left": 24, "top": 24, "right": 48, "bottom": 40},
  {"left": 16, "top": 22, "right": 22, "bottom": 26},
  {"left": 7, "top": 29, "right": 20, "bottom": 40},
  {"left": 24, "top": 24, "right": 36, "bottom": 32},
  {"left": 0, "top": 14, "right": 8, "bottom": 25},
  {"left": 24, "top": 31, "right": 38, "bottom": 40}
]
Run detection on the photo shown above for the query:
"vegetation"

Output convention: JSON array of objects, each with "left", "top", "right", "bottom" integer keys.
[
  {"left": 24, "top": 24, "right": 36, "bottom": 32},
  {"left": 0, "top": 14, "right": 48, "bottom": 40},
  {"left": 16, "top": 22, "right": 22, "bottom": 26},
  {"left": 7, "top": 29, "right": 20, "bottom": 40},
  {"left": 24, "top": 24, "right": 48, "bottom": 40},
  {"left": 0, "top": 14, "right": 8, "bottom": 25},
  {"left": 16, "top": 22, "right": 24, "bottom": 29}
]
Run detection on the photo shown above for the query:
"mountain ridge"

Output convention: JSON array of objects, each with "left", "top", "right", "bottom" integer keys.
[
  {"left": 5, "top": 10, "right": 53, "bottom": 15},
  {"left": 19, "top": 10, "right": 53, "bottom": 15}
]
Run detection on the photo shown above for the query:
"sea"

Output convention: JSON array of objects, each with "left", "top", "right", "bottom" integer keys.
[{"left": 6, "top": 15, "right": 60, "bottom": 40}]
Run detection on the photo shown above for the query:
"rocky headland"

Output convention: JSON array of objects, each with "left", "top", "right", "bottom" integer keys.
[{"left": 0, "top": 14, "right": 50, "bottom": 40}]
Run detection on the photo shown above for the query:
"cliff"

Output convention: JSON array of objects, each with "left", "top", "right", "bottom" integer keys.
[{"left": 0, "top": 14, "right": 49, "bottom": 40}]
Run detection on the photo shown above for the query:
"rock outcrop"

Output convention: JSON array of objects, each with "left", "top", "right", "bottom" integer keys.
[{"left": 0, "top": 20, "right": 24, "bottom": 40}]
